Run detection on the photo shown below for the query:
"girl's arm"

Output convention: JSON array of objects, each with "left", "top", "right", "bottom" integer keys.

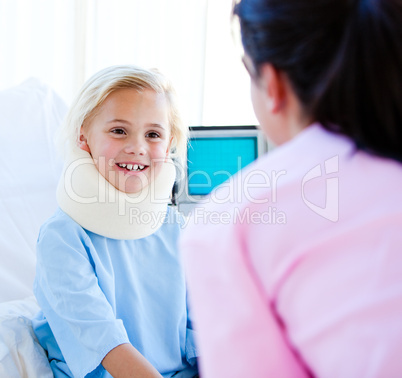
[
  {"left": 102, "top": 343, "right": 162, "bottom": 378},
  {"left": 34, "top": 216, "right": 163, "bottom": 377}
]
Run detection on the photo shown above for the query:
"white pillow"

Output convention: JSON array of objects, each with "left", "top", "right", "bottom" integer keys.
[
  {"left": 0, "top": 296, "right": 53, "bottom": 377},
  {"left": 0, "top": 78, "right": 67, "bottom": 303}
]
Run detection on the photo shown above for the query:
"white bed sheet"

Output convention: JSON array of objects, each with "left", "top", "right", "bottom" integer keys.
[
  {"left": 0, "top": 78, "right": 67, "bottom": 303},
  {"left": 0, "top": 296, "right": 52, "bottom": 377},
  {"left": 0, "top": 78, "right": 67, "bottom": 376}
]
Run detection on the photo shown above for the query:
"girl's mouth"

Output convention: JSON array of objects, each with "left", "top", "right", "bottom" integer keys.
[{"left": 116, "top": 163, "right": 148, "bottom": 172}]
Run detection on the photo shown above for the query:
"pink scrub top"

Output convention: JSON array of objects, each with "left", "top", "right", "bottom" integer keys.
[{"left": 180, "top": 124, "right": 402, "bottom": 378}]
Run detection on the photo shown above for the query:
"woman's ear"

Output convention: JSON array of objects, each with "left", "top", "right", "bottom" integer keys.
[
  {"left": 78, "top": 127, "right": 91, "bottom": 153},
  {"left": 258, "top": 63, "right": 287, "bottom": 113}
]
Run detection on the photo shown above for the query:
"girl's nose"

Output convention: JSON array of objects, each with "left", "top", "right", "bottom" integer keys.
[{"left": 123, "top": 137, "right": 146, "bottom": 155}]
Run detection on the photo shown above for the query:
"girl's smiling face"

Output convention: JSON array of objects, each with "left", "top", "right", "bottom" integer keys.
[{"left": 78, "top": 88, "right": 172, "bottom": 193}]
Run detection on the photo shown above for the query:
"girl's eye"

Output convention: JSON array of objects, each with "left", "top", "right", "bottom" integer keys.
[
  {"left": 111, "top": 128, "right": 126, "bottom": 135},
  {"left": 146, "top": 131, "right": 160, "bottom": 138}
]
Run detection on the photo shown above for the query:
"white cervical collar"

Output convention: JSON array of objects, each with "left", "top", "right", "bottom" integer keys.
[{"left": 56, "top": 148, "right": 176, "bottom": 240}]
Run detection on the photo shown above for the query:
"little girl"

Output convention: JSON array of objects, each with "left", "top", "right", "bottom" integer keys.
[{"left": 32, "top": 65, "right": 198, "bottom": 378}]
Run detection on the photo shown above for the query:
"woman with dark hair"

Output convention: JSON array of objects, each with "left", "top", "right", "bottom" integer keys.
[{"left": 180, "top": 0, "right": 402, "bottom": 377}]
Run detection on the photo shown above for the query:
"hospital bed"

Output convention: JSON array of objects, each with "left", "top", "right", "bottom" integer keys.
[{"left": 0, "top": 78, "right": 67, "bottom": 376}]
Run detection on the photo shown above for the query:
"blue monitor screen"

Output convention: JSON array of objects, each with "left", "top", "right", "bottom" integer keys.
[{"left": 187, "top": 137, "right": 258, "bottom": 195}]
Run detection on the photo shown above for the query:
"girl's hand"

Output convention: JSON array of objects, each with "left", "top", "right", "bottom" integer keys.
[{"left": 102, "top": 343, "right": 162, "bottom": 378}]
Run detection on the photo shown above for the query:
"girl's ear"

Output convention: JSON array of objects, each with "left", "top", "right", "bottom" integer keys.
[
  {"left": 258, "top": 63, "right": 287, "bottom": 113},
  {"left": 78, "top": 127, "right": 91, "bottom": 153},
  {"left": 166, "top": 136, "right": 174, "bottom": 156}
]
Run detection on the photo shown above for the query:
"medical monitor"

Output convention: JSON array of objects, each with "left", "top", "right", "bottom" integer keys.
[{"left": 174, "top": 125, "right": 268, "bottom": 215}]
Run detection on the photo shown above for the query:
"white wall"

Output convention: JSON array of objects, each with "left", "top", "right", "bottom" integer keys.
[
  {"left": 202, "top": 0, "right": 257, "bottom": 126},
  {"left": 0, "top": 0, "right": 257, "bottom": 127}
]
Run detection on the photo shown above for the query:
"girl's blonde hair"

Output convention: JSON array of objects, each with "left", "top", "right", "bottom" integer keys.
[{"left": 59, "top": 65, "right": 188, "bottom": 160}]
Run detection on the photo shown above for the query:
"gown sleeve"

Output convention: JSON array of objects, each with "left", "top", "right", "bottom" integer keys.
[
  {"left": 34, "top": 214, "right": 130, "bottom": 378},
  {"left": 185, "top": 300, "right": 198, "bottom": 367}
]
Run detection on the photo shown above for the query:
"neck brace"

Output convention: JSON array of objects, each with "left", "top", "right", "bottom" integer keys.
[{"left": 56, "top": 148, "right": 176, "bottom": 240}]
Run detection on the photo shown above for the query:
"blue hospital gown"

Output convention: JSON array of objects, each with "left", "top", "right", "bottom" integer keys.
[{"left": 32, "top": 207, "right": 198, "bottom": 378}]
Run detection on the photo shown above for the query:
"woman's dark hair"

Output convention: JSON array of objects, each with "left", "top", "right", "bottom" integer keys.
[{"left": 234, "top": 0, "right": 402, "bottom": 161}]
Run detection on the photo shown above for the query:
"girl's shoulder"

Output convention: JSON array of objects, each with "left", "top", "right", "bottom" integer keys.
[
  {"left": 166, "top": 205, "right": 186, "bottom": 227},
  {"left": 38, "top": 207, "right": 91, "bottom": 245}
]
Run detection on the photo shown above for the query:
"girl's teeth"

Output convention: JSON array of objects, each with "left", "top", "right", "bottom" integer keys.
[{"left": 118, "top": 163, "right": 145, "bottom": 171}]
